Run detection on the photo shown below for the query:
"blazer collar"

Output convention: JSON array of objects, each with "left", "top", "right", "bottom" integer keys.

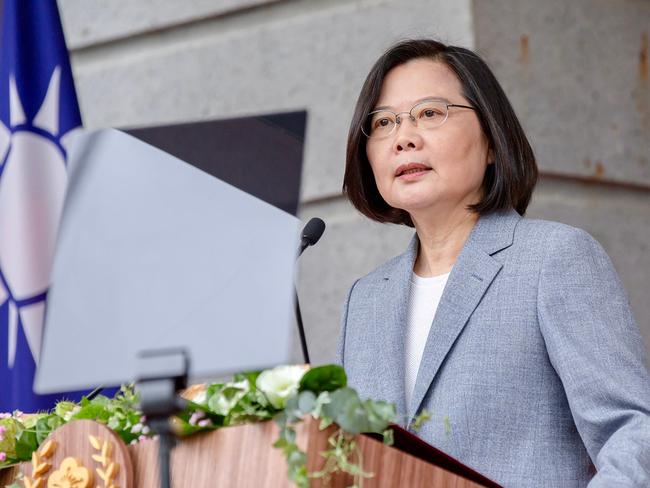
[
  {"left": 375, "top": 209, "right": 521, "bottom": 425},
  {"left": 382, "top": 208, "right": 521, "bottom": 283}
]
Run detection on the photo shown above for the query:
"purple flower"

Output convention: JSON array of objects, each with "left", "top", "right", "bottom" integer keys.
[
  {"left": 188, "top": 411, "right": 205, "bottom": 426},
  {"left": 197, "top": 419, "right": 212, "bottom": 428},
  {"left": 0, "top": 452, "right": 6, "bottom": 462}
]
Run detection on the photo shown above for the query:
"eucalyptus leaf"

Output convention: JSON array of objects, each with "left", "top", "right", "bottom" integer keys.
[
  {"left": 363, "top": 400, "right": 396, "bottom": 432},
  {"left": 0, "top": 368, "right": 401, "bottom": 488},
  {"left": 283, "top": 395, "right": 302, "bottom": 423},
  {"left": 297, "top": 391, "right": 316, "bottom": 414},
  {"left": 329, "top": 388, "right": 370, "bottom": 434}
]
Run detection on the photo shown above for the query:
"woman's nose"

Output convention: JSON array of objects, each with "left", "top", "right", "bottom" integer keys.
[{"left": 393, "top": 118, "right": 423, "bottom": 152}]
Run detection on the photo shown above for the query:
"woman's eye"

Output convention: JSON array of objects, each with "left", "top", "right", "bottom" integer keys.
[
  {"left": 375, "top": 118, "right": 391, "bottom": 128},
  {"left": 421, "top": 109, "right": 438, "bottom": 119}
]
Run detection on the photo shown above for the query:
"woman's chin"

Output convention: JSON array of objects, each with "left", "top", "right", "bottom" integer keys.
[{"left": 389, "top": 189, "right": 442, "bottom": 212}]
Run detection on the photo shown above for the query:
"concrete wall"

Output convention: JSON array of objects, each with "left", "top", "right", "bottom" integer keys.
[
  {"left": 56, "top": 0, "right": 649, "bottom": 365},
  {"left": 474, "top": 0, "right": 650, "bottom": 355}
]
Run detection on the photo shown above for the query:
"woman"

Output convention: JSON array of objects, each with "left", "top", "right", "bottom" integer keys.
[{"left": 337, "top": 39, "right": 650, "bottom": 487}]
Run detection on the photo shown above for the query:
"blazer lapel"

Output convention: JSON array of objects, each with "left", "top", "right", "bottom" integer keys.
[
  {"left": 372, "top": 235, "right": 418, "bottom": 423},
  {"left": 407, "top": 209, "right": 521, "bottom": 423}
]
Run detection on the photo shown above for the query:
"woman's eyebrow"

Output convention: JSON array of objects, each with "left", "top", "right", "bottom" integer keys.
[{"left": 372, "top": 96, "right": 452, "bottom": 111}]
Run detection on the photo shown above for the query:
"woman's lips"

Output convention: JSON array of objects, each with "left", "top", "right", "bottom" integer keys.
[{"left": 395, "top": 162, "right": 432, "bottom": 180}]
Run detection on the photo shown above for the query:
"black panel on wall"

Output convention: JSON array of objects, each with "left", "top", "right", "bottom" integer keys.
[{"left": 125, "top": 111, "right": 306, "bottom": 216}]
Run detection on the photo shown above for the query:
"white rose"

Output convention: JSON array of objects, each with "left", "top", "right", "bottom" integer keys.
[{"left": 256, "top": 365, "right": 309, "bottom": 409}]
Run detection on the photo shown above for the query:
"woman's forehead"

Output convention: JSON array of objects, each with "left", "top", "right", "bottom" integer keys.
[{"left": 375, "top": 58, "right": 463, "bottom": 109}]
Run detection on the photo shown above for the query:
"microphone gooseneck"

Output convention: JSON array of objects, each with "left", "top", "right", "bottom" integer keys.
[{"left": 295, "top": 217, "right": 327, "bottom": 364}]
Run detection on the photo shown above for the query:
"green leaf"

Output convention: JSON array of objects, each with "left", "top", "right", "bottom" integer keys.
[
  {"left": 233, "top": 370, "right": 261, "bottom": 389},
  {"left": 411, "top": 410, "right": 432, "bottom": 433},
  {"left": 14, "top": 429, "right": 37, "bottom": 461},
  {"left": 273, "top": 437, "right": 289, "bottom": 449},
  {"left": 299, "top": 365, "right": 347, "bottom": 393},
  {"left": 34, "top": 417, "right": 56, "bottom": 444},
  {"left": 207, "top": 384, "right": 248, "bottom": 416},
  {"left": 363, "top": 400, "right": 396, "bottom": 432},
  {"left": 382, "top": 428, "right": 394, "bottom": 446},
  {"left": 319, "top": 416, "right": 334, "bottom": 430},
  {"left": 73, "top": 404, "right": 111, "bottom": 423},
  {"left": 0, "top": 419, "right": 19, "bottom": 458},
  {"left": 280, "top": 426, "right": 296, "bottom": 444},
  {"left": 107, "top": 416, "right": 121, "bottom": 431},
  {"left": 21, "top": 414, "right": 46, "bottom": 430},
  {"left": 311, "top": 391, "right": 331, "bottom": 419},
  {"left": 273, "top": 411, "right": 288, "bottom": 432},
  {"left": 297, "top": 391, "right": 316, "bottom": 414},
  {"left": 324, "top": 388, "right": 368, "bottom": 434},
  {"left": 282, "top": 395, "right": 302, "bottom": 424},
  {"left": 46, "top": 416, "right": 64, "bottom": 431},
  {"left": 54, "top": 401, "right": 77, "bottom": 420}
]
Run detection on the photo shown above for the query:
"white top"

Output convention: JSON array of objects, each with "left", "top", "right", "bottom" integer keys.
[{"left": 405, "top": 271, "right": 451, "bottom": 407}]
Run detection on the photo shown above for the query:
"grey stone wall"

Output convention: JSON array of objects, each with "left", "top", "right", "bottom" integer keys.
[
  {"left": 56, "top": 0, "right": 649, "bottom": 365},
  {"left": 474, "top": 0, "right": 650, "bottom": 356}
]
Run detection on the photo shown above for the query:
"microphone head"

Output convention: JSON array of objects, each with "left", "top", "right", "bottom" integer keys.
[{"left": 302, "top": 217, "right": 326, "bottom": 246}]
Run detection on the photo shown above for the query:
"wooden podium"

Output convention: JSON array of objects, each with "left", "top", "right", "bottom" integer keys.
[{"left": 0, "top": 418, "right": 500, "bottom": 487}]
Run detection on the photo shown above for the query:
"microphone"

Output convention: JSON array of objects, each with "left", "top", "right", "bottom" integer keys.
[
  {"left": 295, "top": 218, "right": 326, "bottom": 364},
  {"left": 298, "top": 217, "right": 325, "bottom": 256}
]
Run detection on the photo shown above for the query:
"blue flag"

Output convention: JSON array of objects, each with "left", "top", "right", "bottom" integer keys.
[{"left": 0, "top": 0, "right": 86, "bottom": 411}]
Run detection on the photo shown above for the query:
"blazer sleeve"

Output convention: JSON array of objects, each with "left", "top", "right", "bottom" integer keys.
[{"left": 537, "top": 226, "right": 650, "bottom": 487}]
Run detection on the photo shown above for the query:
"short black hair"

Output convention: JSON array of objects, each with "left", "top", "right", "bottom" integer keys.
[{"left": 343, "top": 39, "right": 538, "bottom": 226}]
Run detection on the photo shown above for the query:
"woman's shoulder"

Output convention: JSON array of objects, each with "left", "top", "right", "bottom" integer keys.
[
  {"left": 515, "top": 215, "right": 609, "bottom": 263},
  {"left": 350, "top": 239, "right": 416, "bottom": 292}
]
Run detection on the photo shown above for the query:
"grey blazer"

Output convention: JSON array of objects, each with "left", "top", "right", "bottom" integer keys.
[{"left": 337, "top": 209, "right": 650, "bottom": 487}]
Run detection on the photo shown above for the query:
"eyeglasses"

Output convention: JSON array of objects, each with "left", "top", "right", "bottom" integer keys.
[{"left": 361, "top": 99, "right": 476, "bottom": 139}]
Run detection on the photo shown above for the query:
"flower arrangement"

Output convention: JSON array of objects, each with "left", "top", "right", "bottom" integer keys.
[{"left": 0, "top": 364, "right": 396, "bottom": 487}]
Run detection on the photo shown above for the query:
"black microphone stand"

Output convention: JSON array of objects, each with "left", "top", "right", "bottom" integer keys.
[{"left": 294, "top": 218, "right": 326, "bottom": 364}]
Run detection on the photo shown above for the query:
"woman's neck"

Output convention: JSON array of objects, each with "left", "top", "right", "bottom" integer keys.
[{"left": 411, "top": 208, "right": 479, "bottom": 277}]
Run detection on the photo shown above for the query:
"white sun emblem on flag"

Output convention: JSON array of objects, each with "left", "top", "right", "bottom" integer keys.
[{"left": 0, "top": 66, "right": 80, "bottom": 367}]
